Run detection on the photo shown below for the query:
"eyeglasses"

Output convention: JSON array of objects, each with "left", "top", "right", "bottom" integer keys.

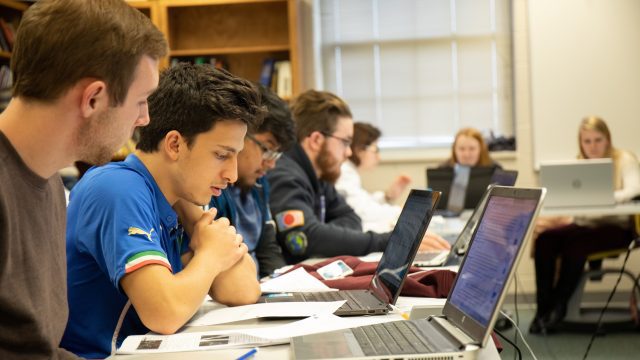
[
  {"left": 247, "top": 134, "right": 283, "bottom": 161},
  {"left": 320, "top": 131, "right": 352, "bottom": 148}
]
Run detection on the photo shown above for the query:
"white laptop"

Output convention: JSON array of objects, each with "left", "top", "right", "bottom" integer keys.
[
  {"left": 291, "top": 186, "right": 546, "bottom": 360},
  {"left": 540, "top": 158, "right": 614, "bottom": 208}
]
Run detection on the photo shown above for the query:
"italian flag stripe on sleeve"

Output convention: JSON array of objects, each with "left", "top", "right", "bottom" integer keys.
[{"left": 125, "top": 250, "right": 172, "bottom": 274}]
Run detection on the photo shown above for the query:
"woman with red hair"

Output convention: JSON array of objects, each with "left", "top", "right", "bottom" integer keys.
[{"left": 441, "top": 127, "right": 501, "bottom": 168}]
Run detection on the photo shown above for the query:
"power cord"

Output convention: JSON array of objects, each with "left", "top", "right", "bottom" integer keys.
[
  {"left": 500, "top": 310, "right": 539, "bottom": 360},
  {"left": 494, "top": 328, "right": 522, "bottom": 360},
  {"left": 581, "top": 239, "right": 636, "bottom": 360},
  {"left": 513, "top": 273, "right": 519, "bottom": 360}
]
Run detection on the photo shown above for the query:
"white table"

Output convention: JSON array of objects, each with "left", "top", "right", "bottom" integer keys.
[
  {"left": 540, "top": 201, "right": 640, "bottom": 217},
  {"left": 109, "top": 297, "right": 500, "bottom": 359}
]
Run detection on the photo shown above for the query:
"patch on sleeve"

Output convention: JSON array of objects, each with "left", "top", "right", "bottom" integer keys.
[
  {"left": 127, "top": 226, "right": 155, "bottom": 242},
  {"left": 285, "top": 231, "right": 308, "bottom": 256},
  {"left": 275, "top": 210, "right": 305, "bottom": 232},
  {"left": 125, "top": 250, "right": 172, "bottom": 274}
]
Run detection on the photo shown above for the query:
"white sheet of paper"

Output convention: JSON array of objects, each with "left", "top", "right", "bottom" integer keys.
[
  {"left": 118, "top": 314, "right": 398, "bottom": 355},
  {"left": 242, "top": 313, "right": 403, "bottom": 340},
  {"left": 358, "top": 252, "right": 383, "bottom": 262},
  {"left": 187, "top": 300, "right": 345, "bottom": 326},
  {"left": 260, "top": 267, "right": 333, "bottom": 293},
  {"left": 117, "top": 329, "right": 285, "bottom": 354}
]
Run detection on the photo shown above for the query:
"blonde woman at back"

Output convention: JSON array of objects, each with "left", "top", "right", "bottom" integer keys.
[{"left": 530, "top": 116, "right": 640, "bottom": 334}]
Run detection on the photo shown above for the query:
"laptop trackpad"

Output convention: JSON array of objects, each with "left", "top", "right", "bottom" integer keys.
[{"left": 292, "top": 329, "right": 364, "bottom": 359}]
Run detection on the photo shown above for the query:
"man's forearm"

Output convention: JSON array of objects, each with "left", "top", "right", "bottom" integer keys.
[
  {"left": 209, "top": 254, "right": 260, "bottom": 306},
  {"left": 122, "top": 252, "right": 223, "bottom": 335}
]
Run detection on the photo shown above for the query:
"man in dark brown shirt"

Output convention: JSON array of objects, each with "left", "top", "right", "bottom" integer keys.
[{"left": 0, "top": 0, "right": 167, "bottom": 358}]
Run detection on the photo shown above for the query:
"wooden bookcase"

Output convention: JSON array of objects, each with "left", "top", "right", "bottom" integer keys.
[
  {"left": 0, "top": 0, "right": 27, "bottom": 112},
  {"left": 156, "top": 0, "right": 301, "bottom": 97},
  {"left": 0, "top": 0, "right": 27, "bottom": 61}
]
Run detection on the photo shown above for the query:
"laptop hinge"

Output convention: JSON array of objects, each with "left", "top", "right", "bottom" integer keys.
[{"left": 430, "top": 316, "right": 477, "bottom": 349}]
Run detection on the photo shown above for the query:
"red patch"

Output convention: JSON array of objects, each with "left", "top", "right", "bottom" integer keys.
[{"left": 284, "top": 213, "right": 295, "bottom": 225}]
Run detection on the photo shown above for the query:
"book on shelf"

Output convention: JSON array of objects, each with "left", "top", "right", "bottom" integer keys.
[
  {"left": 0, "top": 65, "right": 13, "bottom": 112},
  {"left": 274, "top": 60, "right": 292, "bottom": 99},
  {"left": 259, "top": 58, "right": 275, "bottom": 87},
  {"left": 194, "top": 56, "right": 208, "bottom": 65},
  {"left": 0, "top": 19, "right": 15, "bottom": 50},
  {"left": 0, "top": 65, "right": 12, "bottom": 88},
  {"left": 170, "top": 57, "right": 227, "bottom": 71},
  {"left": 0, "top": 28, "right": 9, "bottom": 52}
]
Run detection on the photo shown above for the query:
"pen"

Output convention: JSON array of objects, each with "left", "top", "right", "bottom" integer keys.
[{"left": 236, "top": 347, "right": 258, "bottom": 360}]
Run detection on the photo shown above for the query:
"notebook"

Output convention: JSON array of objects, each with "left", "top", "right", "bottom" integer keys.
[
  {"left": 445, "top": 165, "right": 471, "bottom": 215},
  {"left": 414, "top": 171, "right": 518, "bottom": 267},
  {"left": 412, "top": 184, "right": 496, "bottom": 267},
  {"left": 258, "top": 189, "right": 441, "bottom": 316},
  {"left": 291, "top": 186, "right": 545, "bottom": 360},
  {"left": 427, "top": 167, "right": 518, "bottom": 215},
  {"left": 540, "top": 158, "right": 614, "bottom": 208}
]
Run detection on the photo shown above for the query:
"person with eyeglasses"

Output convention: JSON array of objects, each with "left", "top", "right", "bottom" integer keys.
[
  {"left": 268, "top": 90, "right": 450, "bottom": 264},
  {"left": 208, "top": 85, "right": 296, "bottom": 278},
  {"left": 335, "top": 122, "right": 412, "bottom": 233}
]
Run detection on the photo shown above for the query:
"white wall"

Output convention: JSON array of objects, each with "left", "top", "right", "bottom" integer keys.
[
  {"left": 529, "top": 0, "right": 640, "bottom": 167},
  {"left": 330, "top": 0, "right": 640, "bottom": 301},
  {"left": 298, "top": 0, "right": 640, "bottom": 297}
]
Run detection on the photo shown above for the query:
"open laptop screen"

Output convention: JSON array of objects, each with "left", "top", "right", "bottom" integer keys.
[
  {"left": 448, "top": 193, "right": 538, "bottom": 327},
  {"left": 427, "top": 166, "right": 495, "bottom": 210},
  {"left": 369, "top": 190, "right": 439, "bottom": 304}
]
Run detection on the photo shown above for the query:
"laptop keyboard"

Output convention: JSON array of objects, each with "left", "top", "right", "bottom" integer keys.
[
  {"left": 414, "top": 251, "right": 442, "bottom": 262},
  {"left": 301, "top": 291, "right": 356, "bottom": 310},
  {"left": 352, "top": 321, "right": 435, "bottom": 356}
]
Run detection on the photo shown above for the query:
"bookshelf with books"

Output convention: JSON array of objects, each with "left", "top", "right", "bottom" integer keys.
[
  {"left": 158, "top": 0, "right": 301, "bottom": 99},
  {"left": 0, "top": 0, "right": 28, "bottom": 112}
]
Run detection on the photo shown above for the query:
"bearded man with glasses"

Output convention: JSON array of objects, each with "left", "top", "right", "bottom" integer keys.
[
  {"left": 268, "top": 90, "right": 450, "bottom": 265},
  {"left": 208, "top": 85, "right": 296, "bottom": 278}
]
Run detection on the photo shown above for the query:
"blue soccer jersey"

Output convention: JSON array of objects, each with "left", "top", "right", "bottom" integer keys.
[{"left": 62, "top": 155, "right": 189, "bottom": 358}]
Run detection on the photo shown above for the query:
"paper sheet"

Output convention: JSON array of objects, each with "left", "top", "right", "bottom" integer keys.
[
  {"left": 260, "top": 267, "right": 333, "bottom": 293},
  {"left": 118, "top": 312, "right": 399, "bottom": 354},
  {"left": 117, "top": 329, "right": 285, "bottom": 354},
  {"left": 242, "top": 313, "right": 403, "bottom": 340},
  {"left": 358, "top": 252, "right": 383, "bottom": 262},
  {"left": 187, "top": 300, "right": 345, "bottom": 326}
]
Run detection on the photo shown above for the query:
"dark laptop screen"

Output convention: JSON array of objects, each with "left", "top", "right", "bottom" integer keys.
[
  {"left": 448, "top": 194, "right": 537, "bottom": 326},
  {"left": 426, "top": 167, "right": 495, "bottom": 210},
  {"left": 369, "top": 190, "right": 438, "bottom": 304}
]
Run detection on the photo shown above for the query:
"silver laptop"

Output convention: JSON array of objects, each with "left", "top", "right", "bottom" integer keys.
[
  {"left": 446, "top": 164, "right": 471, "bottom": 215},
  {"left": 540, "top": 158, "right": 614, "bottom": 208},
  {"left": 291, "top": 186, "right": 545, "bottom": 360},
  {"left": 415, "top": 170, "right": 520, "bottom": 267},
  {"left": 413, "top": 184, "right": 495, "bottom": 267},
  {"left": 429, "top": 167, "right": 518, "bottom": 217},
  {"left": 258, "top": 189, "right": 441, "bottom": 316}
]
